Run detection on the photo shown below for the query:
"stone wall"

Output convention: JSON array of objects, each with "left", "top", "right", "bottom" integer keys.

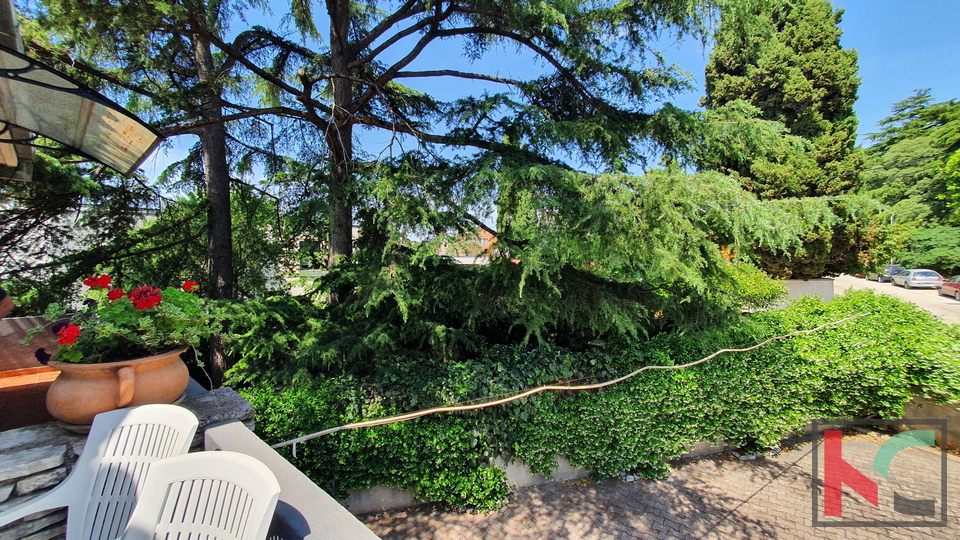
[
  {"left": 0, "top": 424, "right": 85, "bottom": 540},
  {"left": 342, "top": 428, "right": 819, "bottom": 515},
  {"left": 896, "top": 395, "right": 960, "bottom": 451},
  {"left": 342, "top": 456, "right": 591, "bottom": 514},
  {"left": 770, "top": 278, "right": 835, "bottom": 309}
]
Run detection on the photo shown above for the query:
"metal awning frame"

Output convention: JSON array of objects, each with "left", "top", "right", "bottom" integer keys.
[{"left": 0, "top": 43, "right": 164, "bottom": 177}]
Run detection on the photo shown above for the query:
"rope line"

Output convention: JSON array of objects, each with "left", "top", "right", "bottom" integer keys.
[{"left": 272, "top": 313, "right": 868, "bottom": 455}]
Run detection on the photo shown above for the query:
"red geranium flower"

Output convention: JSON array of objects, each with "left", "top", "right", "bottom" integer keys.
[
  {"left": 107, "top": 287, "right": 126, "bottom": 301},
  {"left": 82, "top": 275, "right": 112, "bottom": 289},
  {"left": 182, "top": 281, "right": 200, "bottom": 292},
  {"left": 57, "top": 324, "right": 81, "bottom": 345},
  {"left": 127, "top": 286, "right": 163, "bottom": 310}
]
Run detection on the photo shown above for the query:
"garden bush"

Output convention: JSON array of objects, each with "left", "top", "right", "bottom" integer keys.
[{"left": 242, "top": 289, "right": 960, "bottom": 511}]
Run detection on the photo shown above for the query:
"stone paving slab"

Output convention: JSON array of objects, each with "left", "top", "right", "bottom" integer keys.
[{"left": 361, "top": 433, "right": 960, "bottom": 539}]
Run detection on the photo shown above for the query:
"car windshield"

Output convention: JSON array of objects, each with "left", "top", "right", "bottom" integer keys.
[
  {"left": 883, "top": 266, "right": 904, "bottom": 274},
  {"left": 914, "top": 271, "right": 940, "bottom": 278}
]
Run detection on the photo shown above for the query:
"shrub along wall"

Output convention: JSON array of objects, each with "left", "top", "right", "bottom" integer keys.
[{"left": 242, "top": 290, "right": 960, "bottom": 512}]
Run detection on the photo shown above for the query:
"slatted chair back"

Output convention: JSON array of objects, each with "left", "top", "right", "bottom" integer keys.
[
  {"left": 121, "top": 451, "right": 281, "bottom": 540},
  {"left": 0, "top": 404, "right": 198, "bottom": 540}
]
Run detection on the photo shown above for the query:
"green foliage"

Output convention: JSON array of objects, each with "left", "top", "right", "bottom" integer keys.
[
  {"left": 946, "top": 150, "right": 960, "bottom": 219},
  {"left": 222, "top": 295, "right": 331, "bottom": 385},
  {"left": 244, "top": 290, "right": 960, "bottom": 510},
  {"left": 856, "top": 218, "right": 914, "bottom": 272},
  {"left": 861, "top": 90, "right": 960, "bottom": 225},
  {"left": 17, "top": 1, "right": 820, "bottom": 332},
  {"left": 24, "top": 277, "right": 221, "bottom": 363},
  {"left": 489, "top": 167, "right": 798, "bottom": 336},
  {"left": 700, "top": 0, "right": 870, "bottom": 279},
  {"left": 751, "top": 196, "right": 881, "bottom": 278},
  {"left": 860, "top": 90, "right": 960, "bottom": 272},
  {"left": 0, "top": 149, "right": 166, "bottom": 314},
  {"left": 223, "top": 167, "right": 802, "bottom": 381},
  {"left": 111, "top": 184, "right": 298, "bottom": 300},
  {"left": 689, "top": 100, "right": 815, "bottom": 191},
  {"left": 4, "top": 182, "right": 295, "bottom": 318},
  {"left": 894, "top": 226, "right": 960, "bottom": 275},
  {"left": 243, "top": 377, "right": 510, "bottom": 511},
  {"left": 704, "top": 0, "right": 862, "bottom": 197}
]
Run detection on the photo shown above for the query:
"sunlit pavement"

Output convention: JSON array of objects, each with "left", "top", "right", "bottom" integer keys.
[
  {"left": 834, "top": 274, "right": 960, "bottom": 325},
  {"left": 362, "top": 433, "right": 959, "bottom": 539}
]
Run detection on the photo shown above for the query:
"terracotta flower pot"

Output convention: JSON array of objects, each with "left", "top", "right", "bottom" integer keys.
[{"left": 46, "top": 348, "right": 190, "bottom": 425}]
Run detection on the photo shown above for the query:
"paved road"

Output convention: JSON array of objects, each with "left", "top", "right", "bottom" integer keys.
[
  {"left": 833, "top": 274, "right": 960, "bottom": 325},
  {"left": 362, "top": 433, "right": 959, "bottom": 539}
]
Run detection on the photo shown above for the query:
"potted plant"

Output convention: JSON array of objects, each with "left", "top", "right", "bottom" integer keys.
[{"left": 24, "top": 275, "right": 220, "bottom": 426}]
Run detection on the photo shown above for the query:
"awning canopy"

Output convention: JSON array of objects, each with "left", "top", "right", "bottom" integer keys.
[{"left": 0, "top": 43, "right": 163, "bottom": 179}]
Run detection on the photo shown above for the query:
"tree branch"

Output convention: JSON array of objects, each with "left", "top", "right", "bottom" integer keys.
[
  {"left": 349, "top": 0, "right": 426, "bottom": 57},
  {"left": 349, "top": 3, "right": 457, "bottom": 69},
  {"left": 353, "top": 24, "right": 594, "bottom": 114},
  {"left": 26, "top": 40, "right": 161, "bottom": 100},
  {"left": 457, "top": 27, "right": 593, "bottom": 99},
  {"left": 463, "top": 211, "right": 498, "bottom": 238},
  {"left": 352, "top": 113, "right": 492, "bottom": 150},
  {"left": 197, "top": 27, "right": 333, "bottom": 117},
  {"left": 157, "top": 107, "right": 307, "bottom": 136},
  {"left": 218, "top": 29, "right": 318, "bottom": 77},
  {"left": 297, "top": 71, "right": 326, "bottom": 127},
  {"left": 394, "top": 70, "right": 521, "bottom": 87},
  {"left": 353, "top": 27, "right": 447, "bottom": 113}
]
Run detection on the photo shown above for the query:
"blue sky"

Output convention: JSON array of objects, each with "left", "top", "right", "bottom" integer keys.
[
  {"left": 838, "top": 0, "right": 959, "bottom": 139},
  {"left": 658, "top": 0, "right": 960, "bottom": 142},
  {"left": 140, "top": 0, "right": 960, "bottom": 178}
]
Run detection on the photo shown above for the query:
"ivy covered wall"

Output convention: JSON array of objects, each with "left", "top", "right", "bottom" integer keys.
[{"left": 243, "top": 290, "right": 960, "bottom": 511}]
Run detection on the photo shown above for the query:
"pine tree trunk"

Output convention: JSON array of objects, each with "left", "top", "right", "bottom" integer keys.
[
  {"left": 193, "top": 35, "right": 233, "bottom": 386},
  {"left": 326, "top": 133, "right": 353, "bottom": 269},
  {"left": 325, "top": 0, "right": 355, "bottom": 304}
]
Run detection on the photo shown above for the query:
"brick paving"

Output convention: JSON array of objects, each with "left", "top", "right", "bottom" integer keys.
[{"left": 361, "top": 432, "right": 960, "bottom": 539}]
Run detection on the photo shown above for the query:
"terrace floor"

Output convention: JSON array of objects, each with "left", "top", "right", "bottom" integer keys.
[{"left": 362, "top": 432, "right": 960, "bottom": 539}]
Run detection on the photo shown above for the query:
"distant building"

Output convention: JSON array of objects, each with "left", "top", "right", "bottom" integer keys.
[{"left": 436, "top": 228, "right": 497, "bottom": 266}]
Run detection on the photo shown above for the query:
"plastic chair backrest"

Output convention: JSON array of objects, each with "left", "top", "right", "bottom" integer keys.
[
  {"left": 0, "top": 404, "right": 198, "bottom": 540},
  {"left": 121, "top": 451, "right": 281, "bottom": 540}
]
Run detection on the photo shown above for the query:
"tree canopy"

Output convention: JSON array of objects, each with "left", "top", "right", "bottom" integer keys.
[
  {"left": 20, "top": 0, "right": 751, "bottom": 272},
  {"left": 703, "top": 0, "right": 861, "bottom": 198},
  {"left": 861, "top": 90, "right": 960, "bottom": 224},
  {"left": 698, "top": 0, "right": 873, "bottom": 279},
  {"left": 858, "top": 90, "right": 960, "bottom": 273},
  {"left": 6, "top": 0, "right": 843, "bottom": 376}
]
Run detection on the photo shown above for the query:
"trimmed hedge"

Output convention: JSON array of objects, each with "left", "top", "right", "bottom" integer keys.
[{"left": 242, "top": 290, "right": 960, "bottom": 511}]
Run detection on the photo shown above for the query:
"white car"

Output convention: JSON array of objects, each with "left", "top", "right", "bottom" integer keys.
[{"left": 891, "top": 269, "right": 943, "bottom": 289}]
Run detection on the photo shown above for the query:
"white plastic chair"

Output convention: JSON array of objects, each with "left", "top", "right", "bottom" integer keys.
[
  {"left": 0, "top": 404, "right": 199, "bottom": 540},
  {"left": 121, "top": 451, "right": 281, "bottom": 540}
]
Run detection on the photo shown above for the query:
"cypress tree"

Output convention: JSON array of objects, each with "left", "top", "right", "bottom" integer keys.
[{"left": 703, "top": 0, "right": 861, "bottom": 198}]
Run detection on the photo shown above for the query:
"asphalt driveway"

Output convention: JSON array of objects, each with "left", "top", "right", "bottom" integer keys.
[{"left": 834, "top": 274, "right": 960, "bottom": 325}]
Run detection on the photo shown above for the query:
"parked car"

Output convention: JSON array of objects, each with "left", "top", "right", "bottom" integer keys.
[
  {"left": 891, "top": 269, "right": 943, "bottom": 289},
  {"left": 867, "top": 265, "right": 905, "bottom": 282},
  {"left": 938, "top": 276, "right": 960, "bottom": 300}
]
